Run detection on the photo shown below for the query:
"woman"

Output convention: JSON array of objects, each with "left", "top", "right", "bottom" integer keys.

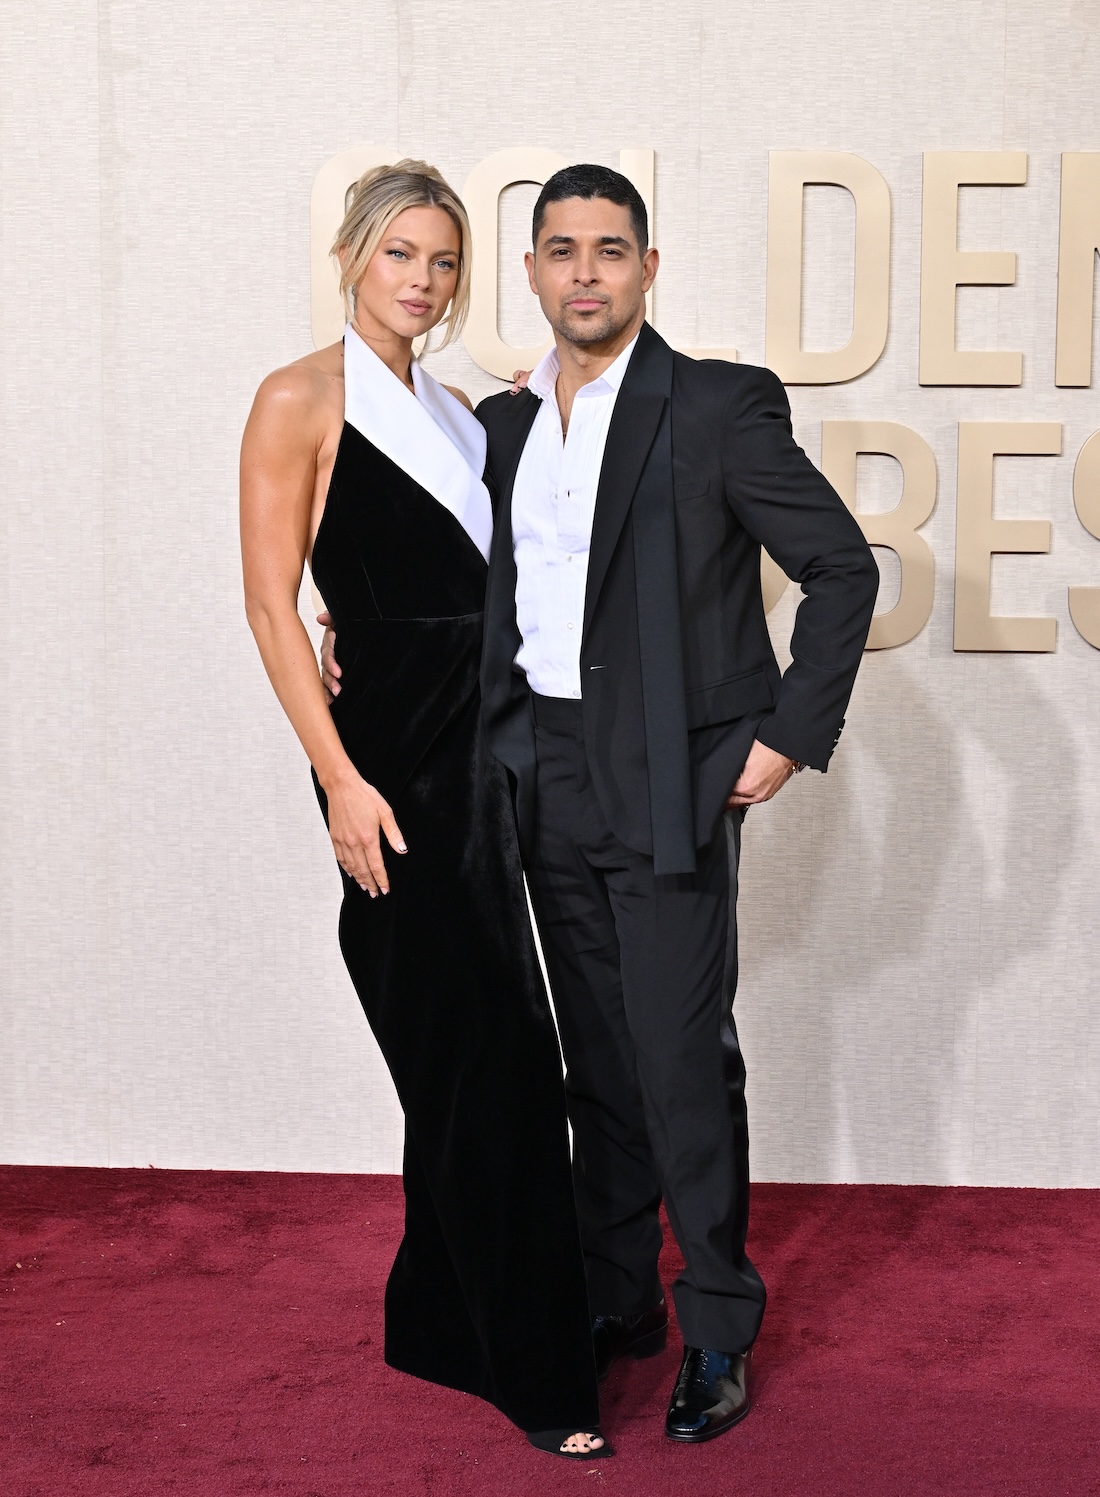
[{"left": 240, "top": 160, "right": 605, "bottom": 1458}]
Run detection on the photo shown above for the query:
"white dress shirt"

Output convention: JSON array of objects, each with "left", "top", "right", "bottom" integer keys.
[{"left": 512, "top": 334, "right": 639, "bottom": 698}]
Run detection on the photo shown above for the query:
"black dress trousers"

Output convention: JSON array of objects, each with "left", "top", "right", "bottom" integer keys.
[{"left": 524, "top": 694, "right": 767, "bottom": 1355}]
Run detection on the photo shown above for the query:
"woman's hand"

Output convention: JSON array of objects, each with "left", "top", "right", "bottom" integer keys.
[
  {"left": 508, "top": 369, "right": 531, "bottom": 395},
  {"left": 325, "top": 770, "right": 407, "bottom": 896}
]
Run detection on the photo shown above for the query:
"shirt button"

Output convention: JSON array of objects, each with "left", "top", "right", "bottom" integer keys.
[
  {"left": 566, "top": 622, "right": 574, "bottom": 630},
  {"left": 572, "top": 690, "right": 581, "bottom": 698}
]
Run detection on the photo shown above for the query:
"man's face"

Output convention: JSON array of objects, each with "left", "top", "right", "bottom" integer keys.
[{"left": 525, "top": 196, "right": 659, "bottom": 349}]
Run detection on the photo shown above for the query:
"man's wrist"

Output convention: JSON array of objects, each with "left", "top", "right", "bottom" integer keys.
[{"left": 755, "top": 723, "right": 813, "bottom": 772}]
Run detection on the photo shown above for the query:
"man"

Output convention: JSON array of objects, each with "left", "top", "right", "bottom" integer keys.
[{"left": 326, "top": 164, "right": 878, "bottom": 1443}]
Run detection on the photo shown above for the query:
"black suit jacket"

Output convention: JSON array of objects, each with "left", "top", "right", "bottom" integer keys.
[{"left": 478, "top": 322, "right": 879, "bottom": 875}]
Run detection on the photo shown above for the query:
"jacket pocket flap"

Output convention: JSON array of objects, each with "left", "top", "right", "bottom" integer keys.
[
  {"left": 685, "top": 666, "right": 775, "bottom": 730},
  {"left": 674, "top": 479, "right": 712, "bottom": 503}
]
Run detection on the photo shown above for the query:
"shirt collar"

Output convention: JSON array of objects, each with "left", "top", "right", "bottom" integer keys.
[{"left": 525, "top": 331, "right": 641, "bottom": 403}]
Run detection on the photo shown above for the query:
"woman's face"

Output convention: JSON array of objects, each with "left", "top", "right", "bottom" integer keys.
[{"left": 351, "top": 204, "right": 462, "bottom": 343}]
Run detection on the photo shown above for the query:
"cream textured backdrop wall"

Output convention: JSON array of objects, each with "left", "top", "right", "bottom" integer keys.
[{"left": 1, "top": 0, "right": 1097, "bottom": 1182}]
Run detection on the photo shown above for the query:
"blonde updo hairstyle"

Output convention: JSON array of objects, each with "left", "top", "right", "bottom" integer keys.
[{"left": 331, "top": 159, "right": 472, "bottom": 350}]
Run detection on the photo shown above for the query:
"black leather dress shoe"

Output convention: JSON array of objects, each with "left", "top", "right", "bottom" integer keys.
[
  {"left": 591, "top": 1297, "right": 669, "bottom": 1381},
  {"left": 665, "top": 1345, "right": 751, "bottom": 1442}
]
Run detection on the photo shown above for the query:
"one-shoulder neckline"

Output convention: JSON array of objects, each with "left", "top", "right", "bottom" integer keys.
[{"left": 340, "top": 322, "right": 492, "bottom": 562}]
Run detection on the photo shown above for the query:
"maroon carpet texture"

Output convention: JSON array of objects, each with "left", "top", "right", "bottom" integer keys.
[{"left": 2, "top": 1169, "right": 1098, "bottom": 1496}]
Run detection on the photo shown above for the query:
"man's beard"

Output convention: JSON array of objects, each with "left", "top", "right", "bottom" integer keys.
[{"left": 551, "top": 298, "right": 636, "bottom": 348}]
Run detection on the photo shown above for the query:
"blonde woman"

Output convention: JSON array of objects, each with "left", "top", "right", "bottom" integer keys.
[{"left": 240, "top": 162, "right": 605, "bottom": 1458}]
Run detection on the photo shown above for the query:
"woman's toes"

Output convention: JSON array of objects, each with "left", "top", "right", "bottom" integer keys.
[{"left": 560, "top": 1432, "right": 603, "bottom": 1454}]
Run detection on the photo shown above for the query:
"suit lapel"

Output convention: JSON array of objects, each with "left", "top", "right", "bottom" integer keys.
[
  {"left": 484, "top": 391, "right": 540, "bottom": 643},
  {"left": 583, "top": 390, "right": 665, "bottom": 635},
  {"left": 487, "top": 390, "right": 541, "bottom": 524},
  {"left": 585, "top": 325, "right": 695, "bottom": 875},
  {"left": 583, "top": 323, "right": 672, "bottom": 636}
]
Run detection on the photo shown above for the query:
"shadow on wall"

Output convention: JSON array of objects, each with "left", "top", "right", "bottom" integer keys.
[{"left": 736, "top": 649, "right": 1078, "bottom": 1185}]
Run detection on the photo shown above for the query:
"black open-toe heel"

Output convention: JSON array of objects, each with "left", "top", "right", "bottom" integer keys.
[{"left": 526, "top": 1428, "right": 614, "bottom": 1460}]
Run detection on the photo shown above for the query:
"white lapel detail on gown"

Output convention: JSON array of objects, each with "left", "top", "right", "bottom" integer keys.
[{"left": 342, "top": 321, "right": 493, "bottom": 563}]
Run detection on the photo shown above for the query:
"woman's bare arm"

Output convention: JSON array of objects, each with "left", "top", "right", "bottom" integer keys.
[{"left": 240, "top": 367, "right": 405, "bottom": 894}]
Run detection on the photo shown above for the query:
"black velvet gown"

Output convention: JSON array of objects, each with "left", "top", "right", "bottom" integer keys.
[{"left": 310, "top": 419, "right": 599, "bottom": 1433}]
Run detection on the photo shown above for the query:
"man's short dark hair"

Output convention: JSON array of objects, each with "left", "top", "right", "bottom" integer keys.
[{"left": 532, "top": 164, "right": 649, "bottom": 253}]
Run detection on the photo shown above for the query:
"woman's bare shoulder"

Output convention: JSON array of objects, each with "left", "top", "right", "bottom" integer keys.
[
  {"left": 443, "top": 383, "right": 473, "bottom": 413},
  {"left": 253, "top": 343, "right": 343, "bottom": 423}
]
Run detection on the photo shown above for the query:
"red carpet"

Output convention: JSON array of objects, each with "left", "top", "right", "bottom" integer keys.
[{"left": 1, "top": 1169, "right": 1098, "bottom": 1496}]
